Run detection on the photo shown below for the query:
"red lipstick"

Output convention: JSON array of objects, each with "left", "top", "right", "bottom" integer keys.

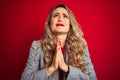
[{"left": 56, "top": 23, "right": 64, "bottom": 27}]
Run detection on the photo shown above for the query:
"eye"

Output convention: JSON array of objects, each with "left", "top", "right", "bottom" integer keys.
[
  {"left": 53, "top": 14, "right": 58, "bottom": 17},
  {"left": 63, "top": 14, "right": 69, "bottom": 18}
]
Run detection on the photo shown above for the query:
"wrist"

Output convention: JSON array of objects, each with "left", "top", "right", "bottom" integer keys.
[
  {"left": 62, "top": 64, "right": 68, "bottom": 72},
  {"left": 48, "top": 66, "right": 55, "bottom": 72},
  {"left": 47, "top": 66, "right": 55, "bottom": 77}
]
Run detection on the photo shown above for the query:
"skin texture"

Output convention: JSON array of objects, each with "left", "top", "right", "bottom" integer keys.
[{"left": 50, "top": 7, "right": 70, "bottom": 35}]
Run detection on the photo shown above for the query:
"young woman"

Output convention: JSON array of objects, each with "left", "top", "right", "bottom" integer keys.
[{"left": 21, "top": 4, "right": 97, "bottom": 80}]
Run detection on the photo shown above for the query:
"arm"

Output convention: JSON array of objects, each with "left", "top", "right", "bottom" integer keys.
[
  {"left": 21, "top": 41, "right": 48, "bottom": 80},
  {"left": 67, "top": 49, "right": 97, "bottom": 80}
]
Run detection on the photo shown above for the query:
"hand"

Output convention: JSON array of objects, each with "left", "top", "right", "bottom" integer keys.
[
  {"left": 49, "top": 41, "right": 60, "bottom": 71},
  {"left": 47, "top": 41, "right": 59, "bottom": 77},
  {"left": 56, "top": 40, "right": 68, "bottom": 72},
  {"left": 47, "top": 40, "right": 68, "bottom": 77}
]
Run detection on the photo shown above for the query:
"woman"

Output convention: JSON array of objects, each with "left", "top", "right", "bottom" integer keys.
[{"left": 21, "top": 4, "right": 97, "bottom": 80}]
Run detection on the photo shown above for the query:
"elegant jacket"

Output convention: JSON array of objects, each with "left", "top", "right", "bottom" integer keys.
[{"left": 21, "top": 40, "right": 97, "bottom": 80}]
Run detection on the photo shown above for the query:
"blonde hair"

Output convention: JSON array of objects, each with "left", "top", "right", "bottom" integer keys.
[{"left": 40, "top": 4, "right": 89, "bottom": 74}]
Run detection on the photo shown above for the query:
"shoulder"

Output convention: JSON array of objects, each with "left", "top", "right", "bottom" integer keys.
[
  {"left": 31, "top": 40, "right": 41, "bottom": 49},
  {"left": 29, "top": 40, "right": 44, "bottom": 59}
]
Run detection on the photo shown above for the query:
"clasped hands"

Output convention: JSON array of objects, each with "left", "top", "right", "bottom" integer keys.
[{"left": 47, "top": 40, "right": 68, "bottom": 77}]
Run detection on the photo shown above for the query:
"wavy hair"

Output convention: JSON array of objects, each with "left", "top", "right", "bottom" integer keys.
[{"left": 40, "top": 4, "right": 89, "bottom": 74}]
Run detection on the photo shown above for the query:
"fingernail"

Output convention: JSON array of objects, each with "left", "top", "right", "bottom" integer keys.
[
  {"left": 57, "top": 41, "right": 60, "bottom": 45},
  {"left": 58, "top": 47, "right": 60, "bottom": 50}
]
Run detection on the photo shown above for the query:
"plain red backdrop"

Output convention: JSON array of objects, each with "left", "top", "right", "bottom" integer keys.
[{"left": 0, "top": 0, "right": 120, "bottom": 80}]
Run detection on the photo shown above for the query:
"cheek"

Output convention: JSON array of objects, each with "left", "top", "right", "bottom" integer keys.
[
  {"left": 67, "top": 21, "right": 70, "bottom": 31},
  {"left": 65, "top": 19, "right": 70, "bottom": 25},
  {"left": 50, "top": 19, "right": 53, "bottom": 26},
  {"left": 65, "top": 20, "right": 70, "bottom": 27},
  {"left": 50, "top": 19, "right": 55, "bottom": 31},
  {"left": 50, "top": 18, "right": 57, "bottom": 26}
]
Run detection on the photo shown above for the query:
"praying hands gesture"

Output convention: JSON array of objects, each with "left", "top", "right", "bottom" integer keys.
[{"left": 47, "top": 41, "right": 68, "bottom": 77}]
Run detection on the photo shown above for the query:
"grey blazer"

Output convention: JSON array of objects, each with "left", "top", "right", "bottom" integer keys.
[{"left": 21, "top": 40, "right": 97, "bottom": 80}]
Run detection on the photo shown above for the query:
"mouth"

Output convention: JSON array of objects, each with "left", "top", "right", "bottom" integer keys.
[{"left": 56, "top": 23, "right": 64, "bottom": 27}]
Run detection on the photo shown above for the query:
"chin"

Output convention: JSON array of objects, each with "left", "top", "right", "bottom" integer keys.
[{"left": 53, "top": 31, "right": 68, "bottom": 34}]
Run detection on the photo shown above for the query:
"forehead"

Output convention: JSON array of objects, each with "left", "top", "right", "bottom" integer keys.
[{"left": 52, "top": 7, "right": 68, "bottom": 15}]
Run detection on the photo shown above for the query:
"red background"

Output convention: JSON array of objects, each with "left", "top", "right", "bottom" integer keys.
[{"left": 0, "top": 0, "right": 120, "bottom": 80}]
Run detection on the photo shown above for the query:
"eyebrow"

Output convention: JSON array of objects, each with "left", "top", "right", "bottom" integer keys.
[
  {"left": 52, "top": 12, "right": 59, "bottom": 15},
  {"left": 52, "top": 12, "right": 69, "bottom": 16}
]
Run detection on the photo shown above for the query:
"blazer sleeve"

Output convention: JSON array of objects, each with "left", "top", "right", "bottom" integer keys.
[
  {"left": 21, "top": 41, "right": 48, "bottom": 80},
  {"left": 67, "top": 49, "right": 97, "bottom": 80}
]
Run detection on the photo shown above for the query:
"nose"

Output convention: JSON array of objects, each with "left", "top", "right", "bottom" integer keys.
[{"left": 58, "top": 15, "right": 63, "bottom": 22}]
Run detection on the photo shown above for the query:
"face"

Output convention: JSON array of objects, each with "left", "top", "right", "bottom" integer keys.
[{"left": 50, "top": 7, "right": 70, "bottom": 35}]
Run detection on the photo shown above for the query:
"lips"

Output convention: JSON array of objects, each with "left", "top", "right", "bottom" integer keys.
[{"left": 56, "top": 23, "right": 64, "bottom": 27}]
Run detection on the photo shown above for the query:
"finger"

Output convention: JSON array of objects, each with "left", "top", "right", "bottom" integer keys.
[
  {"left": 53, "top": 54, "right": 58, "bottom": 65},
  {"left": 56, "top": 40, "right": 61, "bottom": 51}
]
